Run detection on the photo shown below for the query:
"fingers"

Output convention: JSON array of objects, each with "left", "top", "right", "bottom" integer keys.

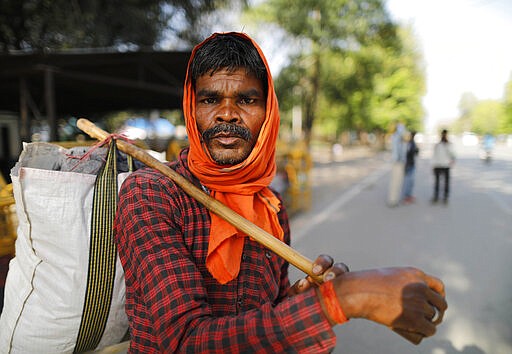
[
  {"left": 288, "top": 255, "right": 349, "bottom": 296},
  {"left": 422, "top": 273, "right": 447, "bottom": 325},
  {"left": 427, "top": 286, "right": 448, "bottom": 325},
  {"left": 326, "top": 262, "right": 349, "bottom": 280},
  {"left": 392, "top": 328, "right": 424, "bottom": 345},
  {"left": 287, "top": 278, "right": 311, "bottom": 296},
  {"left": 408, "top": 280, "right": 446, "bottom": 334},
  {"left": 430, "top": 306, "right": 441, "bottom": 324},
  {"left": 393, "top": 307, "right": 437, "bottom": 339},
  {"left": 424, "top": 302, "right": 437, "bottom": 321},
  {"left": 312, "top": 254, "right": 349, "bottom": 282},
  {"left": 334, "top": 261, "right": 350, "bottom": 273},
  {"left": 312, "top": 254, "right": 334, "bottom": 276},
  {"left": 425, "top": 274, "right": 445, "bottom": 297},
  {"left": 406, "top": 281, "right": 447, "bottom": 337}
]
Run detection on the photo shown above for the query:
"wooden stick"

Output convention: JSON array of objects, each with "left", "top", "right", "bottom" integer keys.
[
  {"left": 77, "top": 118, "right": 424, "bottom": 344},
  {"left": 77, "top": 118, "right": 323, "bottom": 283}
]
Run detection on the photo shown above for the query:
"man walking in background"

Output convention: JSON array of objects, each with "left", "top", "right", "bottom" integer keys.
[
  {"left": 387, "top": 122, "right": 406, "bottom": 207},
  {"left": 431, "top": 129, "right": 455, "bottom": 204},
  {"left": 402, "top": 130, "right": 419, "bottom": 204}
]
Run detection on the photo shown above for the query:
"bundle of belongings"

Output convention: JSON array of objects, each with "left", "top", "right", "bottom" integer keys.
[{"left": 0, "top": 141, "right": 135, "bottom": 353}]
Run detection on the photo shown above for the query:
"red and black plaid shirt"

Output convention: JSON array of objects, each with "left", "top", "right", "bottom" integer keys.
[{"left": 115, "top": 149, "right": 336, "bottom": 353}]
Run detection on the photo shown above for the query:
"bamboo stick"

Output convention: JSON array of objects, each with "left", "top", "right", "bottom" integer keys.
[{"left": 77, "top": 118, "right": 323, "bottom": 283}]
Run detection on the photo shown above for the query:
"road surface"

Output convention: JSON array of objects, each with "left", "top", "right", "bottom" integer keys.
[{"left": 289, "top": 141, "right": 512, "bottom": 354}]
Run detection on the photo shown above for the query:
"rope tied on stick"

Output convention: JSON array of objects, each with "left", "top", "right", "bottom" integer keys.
[{"left": 67, "top": 134, "right": 133, "bottom": 172}]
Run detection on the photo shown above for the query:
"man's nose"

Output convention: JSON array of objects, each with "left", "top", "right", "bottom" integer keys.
[{"left": 216, "top": 99, "right": 240, "bottom": 123}]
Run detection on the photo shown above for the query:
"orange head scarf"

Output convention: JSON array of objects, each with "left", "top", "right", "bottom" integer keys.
[{"left": 183, "top": 32, "right": 283, "bottom": 284}]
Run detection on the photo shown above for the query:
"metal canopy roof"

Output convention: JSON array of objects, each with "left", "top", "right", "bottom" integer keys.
[{"left": 0, "top": 49, "right": 191, "bottom": 141}]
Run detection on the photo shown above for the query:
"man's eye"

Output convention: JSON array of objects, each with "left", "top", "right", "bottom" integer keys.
[
  {"left": 201, "top": 97, "right": 217, "bottom": 104},
  {"left": 240, "top": 97, "right": 255, "bottom": 104}
]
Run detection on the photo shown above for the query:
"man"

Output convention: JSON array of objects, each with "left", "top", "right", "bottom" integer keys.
[
  {"left": 431, "top": 129, "right": 455, "bottom": 204},
  {"left": 115, "top": 32, "right": 447, "bottom": 353},
  {"left": 402, "top": 130, "right": 419, "bottom": 204}
]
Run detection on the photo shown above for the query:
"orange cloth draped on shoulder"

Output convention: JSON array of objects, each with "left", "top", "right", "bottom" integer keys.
[{"left": 183, "top": 32, "right": 284, "bottom": 284}]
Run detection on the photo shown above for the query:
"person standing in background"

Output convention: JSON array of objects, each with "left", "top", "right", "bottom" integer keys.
[
  {"left": 387, "top": 122, "right": 406, "bottom": 207},
  {"left": 402, "top": 130, "right": 419, "bottom": 204},
  {"left": 431, "top": 129, "right": 455, "bottom": 204}
]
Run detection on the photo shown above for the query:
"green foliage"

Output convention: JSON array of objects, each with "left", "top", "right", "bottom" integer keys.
[
  {"left": 470, "top": 100, "right": 504, "bottom": 135},
  {"left": 247, "top": 0, "right": 424, "bottom": 143},
  {"left": 453, "top": 76, "right": 512, "bottom": 135},
  {"left": 369, "top": 26, "right": 425, "bottom": 132},
  {"left": 0, "top": 0, "right": 232, "bottom": 52},
  {"left": 503, "top": 76, "right": 512, "bottom": 132},
  {"left": 249, "top": 0, "right": 400, "bottom": 49}
]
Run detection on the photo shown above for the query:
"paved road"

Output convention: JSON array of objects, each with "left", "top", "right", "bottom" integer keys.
[{"left": 289, "top": 142, "right": 512, "bottom": 354}]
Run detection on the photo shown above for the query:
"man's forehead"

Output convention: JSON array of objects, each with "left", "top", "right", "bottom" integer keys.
[
  {"left": 194, "top": 68, "right": 264, "bottom": 94},
  {"left": 202, "top": 66, "right": 256, "bottom": 78}
]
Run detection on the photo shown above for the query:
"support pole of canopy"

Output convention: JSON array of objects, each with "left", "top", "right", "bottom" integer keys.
[
  {"left": 19, "top": 77, "right": 30, "bottom": 143},
  {"left": 44, "top": 67, "right": 57, "bottom": 142}
]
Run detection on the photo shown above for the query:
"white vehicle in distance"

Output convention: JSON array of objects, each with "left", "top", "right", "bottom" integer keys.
[{"left": 462, "top": 132, "right": 479, "bottom": 146}]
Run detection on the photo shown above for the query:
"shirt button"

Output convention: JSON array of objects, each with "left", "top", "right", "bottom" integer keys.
[
  {"left": 242, "top": 254, "right": 247, "bottom": 260},
  {"left": 265, "top": 251, "right": 272, "bottom": 259},
  {"left": 237, "top": 297, "right": 243, "bottom": 307}
]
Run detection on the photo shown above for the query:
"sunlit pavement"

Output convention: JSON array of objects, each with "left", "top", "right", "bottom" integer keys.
[{"left": 290, "top": 142, "right": 512, "bottom": 354}]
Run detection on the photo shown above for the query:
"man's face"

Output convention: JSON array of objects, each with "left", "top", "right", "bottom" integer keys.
[{"left": 195, "top": 68, "right": 266, "bottom": 165}]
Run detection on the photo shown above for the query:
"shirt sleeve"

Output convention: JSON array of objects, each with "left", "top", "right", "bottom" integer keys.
[{"left": 115, "top": 172, "right": 337, "bottom": 353}]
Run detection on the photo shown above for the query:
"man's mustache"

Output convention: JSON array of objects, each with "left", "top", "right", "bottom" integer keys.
[{"left": 202, "top": 124, "right": 252, "bottom": 142}]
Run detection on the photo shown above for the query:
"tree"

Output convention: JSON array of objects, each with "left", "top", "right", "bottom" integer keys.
[
  {"left": 452, "top": 83, "right": 512, "bottom": 135},
  {"left": 246, "top": 0, "right": 411, "bottom": 144},
  {"left": 470, "top": 100, "right": 504, "bottom": 135},
  {"left": 368, "top": 26, "right": 425, "bottom": 133},
  {"left": 503, "top": 74, "right": 512, "bottom": 133},
  {"left": 0, "top": 0, "right": 231, "bottom": 52},
  {"left": 453, "top": 92, "right": 478, "bottom": 133}
]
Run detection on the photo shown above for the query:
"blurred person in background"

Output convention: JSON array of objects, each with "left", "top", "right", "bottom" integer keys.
[
  {"left": 481, "top": 133, "right": 495, "bottom": 163},
  {"left": 431, "top": 129, "right": 455, "bottom": 204},
  {"left": 401, "top": 130, "right": 419, "bottom": 204},
  {"left": 387, "top": 122, "right": 406, "bottom": 207}
]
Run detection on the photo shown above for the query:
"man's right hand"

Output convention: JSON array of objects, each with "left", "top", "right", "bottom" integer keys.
[
  {"left": 328, "top": 267, "right": 447, "bottom": 338},
  {"left": 287, "top": 254, "right": 349, "bottom": 297}
]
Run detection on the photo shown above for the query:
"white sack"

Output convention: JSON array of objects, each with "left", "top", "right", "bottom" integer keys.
[{"left": 0, "top": 143, "right": 129, "bottom": 353}]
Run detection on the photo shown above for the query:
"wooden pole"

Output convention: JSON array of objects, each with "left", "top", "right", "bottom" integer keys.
[{"left": 77, "top": 118, "right": 323, "bottom": 283}]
